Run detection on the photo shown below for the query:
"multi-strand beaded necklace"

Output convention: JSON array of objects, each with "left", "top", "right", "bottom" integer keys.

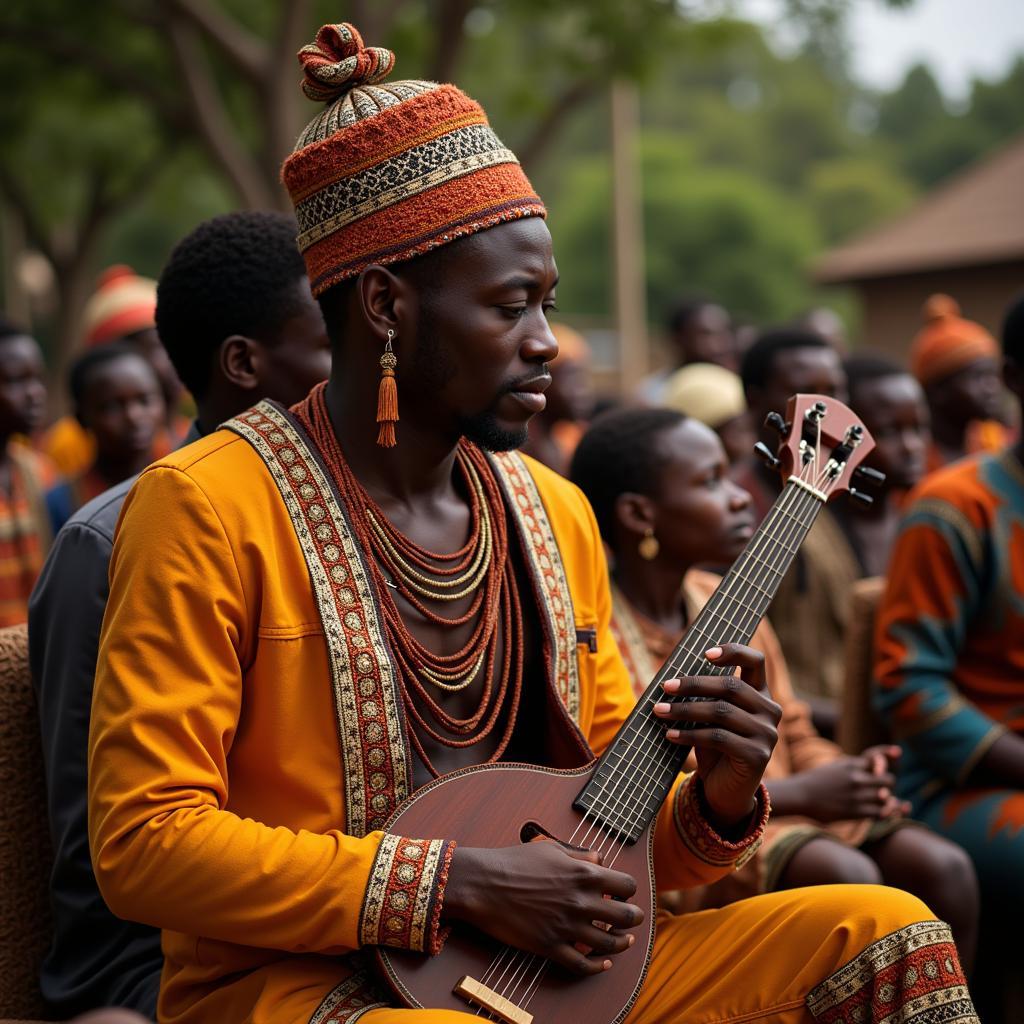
[{"left": 300, "top": 386, "right": 524, "bottom": 777}]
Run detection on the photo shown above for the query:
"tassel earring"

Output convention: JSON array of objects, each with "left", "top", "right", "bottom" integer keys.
[{"left": 376, "top": 329, "right": 398, "bottom": 448}]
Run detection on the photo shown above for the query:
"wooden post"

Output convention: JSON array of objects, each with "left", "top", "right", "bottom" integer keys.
[{"left": 610, "top": 78, "right": 648, "bottom": 397}]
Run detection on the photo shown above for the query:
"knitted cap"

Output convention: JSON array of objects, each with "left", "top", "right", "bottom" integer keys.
[
  {"left": 909, "top": 294, "right": 999, "bottom": 387},
  {"left": 281, "top": 23, "right": 546, "bottom": 297},
  {"left": 81, "top": 265, "right": 157, "bottom": 348},
  {"left": 662, "top": 362, "right": 747, "bottom": 430}
]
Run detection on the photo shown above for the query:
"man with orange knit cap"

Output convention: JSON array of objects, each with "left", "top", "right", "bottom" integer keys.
[
  {"left": 88, "top": 23, "right": 977, "bottom": 1024},
  {"left": 910, "top": 294, "right": 1009, "bottom": 470}
]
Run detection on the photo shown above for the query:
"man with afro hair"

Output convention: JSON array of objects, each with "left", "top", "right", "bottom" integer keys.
[{"left": 29, "top": 210, "right": 329, "bottom": 1020}]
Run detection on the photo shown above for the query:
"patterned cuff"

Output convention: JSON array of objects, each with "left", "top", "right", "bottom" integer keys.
[
  {"left": 359, "top": 835, "right": 456, "bottom": 954},
  {"left": 672, "top": 775, "right": 770, "bottom": 870}
]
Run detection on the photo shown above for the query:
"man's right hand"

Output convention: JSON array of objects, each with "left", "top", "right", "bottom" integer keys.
[{"left": 443, "top": 842, "right": 644, "bottom": 976}]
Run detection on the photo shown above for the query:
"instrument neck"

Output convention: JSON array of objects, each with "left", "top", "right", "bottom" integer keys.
[{"left": 574, "top": 478, "right": 826, "bottom": 843}]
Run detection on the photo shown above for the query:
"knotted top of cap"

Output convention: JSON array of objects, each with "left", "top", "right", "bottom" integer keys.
[
  {"left": 293, "top": 22, "right": 436, "bottom": 149},
  {"left": 298, "top": 23, "right": 396, "bottom": 102}
]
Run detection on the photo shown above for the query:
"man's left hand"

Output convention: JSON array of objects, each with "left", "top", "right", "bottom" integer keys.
[{"left": 654, "top": 643, "right": 780, "bottom": 831}]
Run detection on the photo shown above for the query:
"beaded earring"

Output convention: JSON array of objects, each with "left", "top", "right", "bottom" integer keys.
[
  {"left": 376, "top": 329, "right": 398, "bottom": 447},
  {"left": 638, "top": 528, "right": 660, "bottom": 561}
]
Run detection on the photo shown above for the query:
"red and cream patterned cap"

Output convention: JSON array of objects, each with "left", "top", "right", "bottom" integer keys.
[
  {"left": 281, "top": 23, "right": 547, "bottom": 298},
  {"left": 81, "top": 265, "right": 157, "bottom": 348}
]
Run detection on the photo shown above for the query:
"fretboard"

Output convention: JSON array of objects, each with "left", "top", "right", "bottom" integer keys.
[{"left": 573, "top": 476, "right": 826, "bottom": 843}]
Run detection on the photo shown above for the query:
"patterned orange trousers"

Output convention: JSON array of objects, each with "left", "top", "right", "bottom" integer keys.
[{"left": 349, "top": 885, "right": 976, "bottom": 1024}]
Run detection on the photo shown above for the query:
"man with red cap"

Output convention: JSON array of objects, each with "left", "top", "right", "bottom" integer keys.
[{"left": 88, "top": 23, "right": 977, "bottom": 1024}]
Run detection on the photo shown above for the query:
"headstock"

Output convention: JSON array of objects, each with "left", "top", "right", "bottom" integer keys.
[{"left": 756, "top": 393, "right": 884, "bottom": 506}]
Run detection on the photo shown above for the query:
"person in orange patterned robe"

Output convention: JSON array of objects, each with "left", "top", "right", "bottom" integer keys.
[{"left": 875, "top": 294, "right": 1024, "bottom": 917}]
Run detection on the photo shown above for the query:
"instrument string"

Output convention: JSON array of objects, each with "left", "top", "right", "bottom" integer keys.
[
  {"left": 515, "top": 481, "right": 824, "bottom": 1010},
  {"left": 603, "top": 477, "right": 827, "bottom": 868},
  {"left": 477, "top": 440, "right": 845, "bottom": 1016},
  {"left": 491, "top": 472, "right": 822, "bottom": 1011},
  {"left": 503, "top": 475, "right": 824, "bottom": 1011},
  {"left": 585, "top": 483, "right": 821, "bottom": 867},
  {"left": 571, "top": 475, "right": 820, "bottom": 854}
]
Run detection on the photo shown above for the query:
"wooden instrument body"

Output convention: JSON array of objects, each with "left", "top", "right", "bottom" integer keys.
[{"left": 376, "top": 761, "right": 656, "bottom": 1023}]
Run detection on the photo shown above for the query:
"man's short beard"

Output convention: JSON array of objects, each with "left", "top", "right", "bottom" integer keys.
[{"left": 457, "top": 410, "right": 528, "bottom": 452}]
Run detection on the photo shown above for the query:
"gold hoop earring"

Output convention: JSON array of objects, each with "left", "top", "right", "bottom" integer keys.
[
  {"left": 638, "top": 529, "right": 659, "bottom": 561},
  {"left": 376, "top": 328, "right": 398, "bottom": 448}
]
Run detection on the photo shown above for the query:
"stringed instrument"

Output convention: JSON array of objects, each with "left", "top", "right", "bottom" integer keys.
[{"left": 376, "top": 394, "right": 883, "bottom": 1024}]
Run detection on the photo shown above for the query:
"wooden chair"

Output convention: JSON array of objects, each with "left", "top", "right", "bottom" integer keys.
[
  {"left": 837, "top": 576, "right": 891, "bottom": 755},
  {"left": 0, "top": 623, "right": 56, "bottom": 1021}
]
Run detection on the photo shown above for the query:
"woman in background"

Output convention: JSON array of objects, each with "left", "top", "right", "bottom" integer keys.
[{"left": 570, "top": 406, "right": 978, "bottom": 970}]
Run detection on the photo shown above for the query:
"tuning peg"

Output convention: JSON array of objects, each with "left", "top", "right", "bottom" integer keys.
[
  {"left": 854, "top": 466, "right": 886, "bottom": 488},
  {"left": 764, "top": 411, "right": 788, "bottom": 436},
  {"left": 753, "top": 441, "right": 781, "bottom": 471},
  {"left": 849, "top": 488, "right": 873, "bottom": 507}
]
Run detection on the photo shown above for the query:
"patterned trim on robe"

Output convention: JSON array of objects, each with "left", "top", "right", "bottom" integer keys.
[
  {"left": 488, "top": 451, "right": 581, "bottom": 721},
  {"left": 806, "top": 920, "right": 978, "bottom": 1023},
  {"left": 806, "top": 921, "right": 974, "bottom": 1024},
  {"left": 359, "top": 834, "right": 455, "bottom": 953},
  {"left": 308, "top": 954, "right": 389, "bottom": 1023},
  {"left": 672, "top": 774, "right": 769, "bottom": 869},
  {"left": 223, "top": 402, "right": 411, "bottom": 836}
]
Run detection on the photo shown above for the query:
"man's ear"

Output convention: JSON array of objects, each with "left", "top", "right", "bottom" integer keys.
[
  {"left": 614, "top": 491, "right": 656, "bottom": 540},
  {"left": 357, "top": 264, "right": 408, "bottom": 345},
  {"left": 219, "top": 335, "right": 260, "bottom": 391}
]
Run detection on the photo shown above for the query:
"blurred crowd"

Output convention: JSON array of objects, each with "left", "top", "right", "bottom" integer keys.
[{"left": 2, "top": 209, "right": 1021, "bottom": 1021}]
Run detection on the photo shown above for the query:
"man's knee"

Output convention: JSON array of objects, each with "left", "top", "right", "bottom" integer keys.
[
  {"left": 781, "top": 837, "right": 883, "bottom": 888},
  {"left": 802, "top": 883, "right": 936, "bottom": 936}
]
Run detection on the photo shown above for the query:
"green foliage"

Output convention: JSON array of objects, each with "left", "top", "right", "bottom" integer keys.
[
  {"left": 1, "top": 0, "right": 1022, "bottom": 357},
  {"left": 550, "top": 135, "right": 818, "bottom": 326},
  {"left": 806, "top": 157, "right": 915, "bottom": 245},
  {"left": 876, "top": 58, "right": 1024, "bottom": 188}
]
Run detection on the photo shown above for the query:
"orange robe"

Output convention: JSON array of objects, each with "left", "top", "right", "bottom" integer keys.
[{"left": 89, "top": 400, "right": 974, "bottom": 1024}]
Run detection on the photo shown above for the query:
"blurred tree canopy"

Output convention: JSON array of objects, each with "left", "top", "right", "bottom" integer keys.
[
  {"left": 0, "top": 0, "right": 1021, "bottom": 375},
  {"left": 547, "top": 18, "right": 1024, "bottom": 329}
]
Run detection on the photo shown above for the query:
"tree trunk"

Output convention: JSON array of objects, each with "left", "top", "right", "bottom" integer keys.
[{"left": 48, "top": 241, "right": 102, "bottom": 416}]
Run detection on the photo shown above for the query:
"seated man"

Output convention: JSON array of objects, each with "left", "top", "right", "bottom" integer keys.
[
  {"left": 570, "top": 406, "right": 977, "bottom": 972},
  {"left": 46, "top": 344, "right": 166, "bottom": 532},
  {"left": 735, "top": 328, "right": 850, "bottom": 733},
  {"left": 875, "top": 292, "right": 1024, "bottom": 915},
  {"left": 830, "top": 353, "right": 932, "bottom": 578},
  {"left": 30, "top": 210, "right": 330, "bottom": 1019},
  {"left": 88, "top": 24, "right": 976, "bottom": 1024}
]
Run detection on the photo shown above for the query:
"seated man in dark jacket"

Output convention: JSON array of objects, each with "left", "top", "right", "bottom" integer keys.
[{"left": 29, "top": 210, "right": 330, "bottom": 1019}]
